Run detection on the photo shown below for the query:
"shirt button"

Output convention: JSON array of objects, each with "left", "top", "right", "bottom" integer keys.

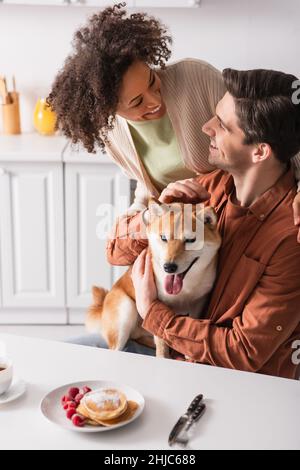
[
  {"left": 259, "top": 214, "right": 265, "bottom": 220},
  {"left": 276, "top": 325, "right": 283, "bottom": 332}
]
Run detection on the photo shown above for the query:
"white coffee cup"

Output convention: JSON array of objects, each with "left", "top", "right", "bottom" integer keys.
[{"left": 0, "top": 358, "right": 13, "bottom": 395}]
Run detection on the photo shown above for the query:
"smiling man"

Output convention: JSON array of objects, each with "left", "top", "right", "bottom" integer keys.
[{"left": 107, "top": 67, "right": 300, "bottom": 380}]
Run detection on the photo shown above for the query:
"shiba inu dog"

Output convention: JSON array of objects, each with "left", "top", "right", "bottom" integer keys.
[{"left": 86, "top": 199, "right": 221, "bottom": 358}]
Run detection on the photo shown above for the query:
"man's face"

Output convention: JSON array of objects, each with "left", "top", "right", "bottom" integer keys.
[
  {"left": 202, "top": 92, "right": 255, "bottom": 172},
  {"left": 117, "top": 61, "right": 166, "bottom": 122}
]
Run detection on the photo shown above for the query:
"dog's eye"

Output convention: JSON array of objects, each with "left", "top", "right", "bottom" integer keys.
[
  {"left": 160, "top": 235, "right": 168, "bottom": 242},
  {"left": 185, "top": 238, "right": 196, "bottom": 243}
]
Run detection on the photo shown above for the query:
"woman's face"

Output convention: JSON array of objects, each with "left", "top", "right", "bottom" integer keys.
[{"left": 116, "top": 61, "right": 166, "bottom": 121}]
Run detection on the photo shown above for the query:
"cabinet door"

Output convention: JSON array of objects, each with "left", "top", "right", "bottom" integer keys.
[
  {"left": 0, "top": 163, "right": 65, "bottom": 307},
  {"left": 65, "top": 164, "right": 130, "bottom": 309},
  {"left": 67, "top": 0, "right": 134, "bottom": 5},
  {"left": 134, "top": 0, "right": 201, "bottom": 7},
  {"left": 3, "top": 1, "right": 65, "bottom": 5}
]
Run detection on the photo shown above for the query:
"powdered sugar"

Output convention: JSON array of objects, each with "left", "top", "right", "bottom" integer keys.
[{"left": 84, "top": 389, "right": 121, "bottom": 409}]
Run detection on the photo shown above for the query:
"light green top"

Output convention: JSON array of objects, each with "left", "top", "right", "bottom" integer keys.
[{"left": 127, "top": 113, "right": 197, "bottom": 192}]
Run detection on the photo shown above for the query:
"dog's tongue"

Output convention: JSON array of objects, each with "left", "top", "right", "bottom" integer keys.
[{"left": 164, "top": 274, "right": 184, "bottom": 295}]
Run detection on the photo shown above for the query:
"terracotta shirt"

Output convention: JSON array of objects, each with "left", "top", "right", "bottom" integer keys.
[
  {"left": 217, "top": 192, "right": 249, "bottom": 270},
  {"left": 106, "top": 169, "right": 300, "bottom": 380}
]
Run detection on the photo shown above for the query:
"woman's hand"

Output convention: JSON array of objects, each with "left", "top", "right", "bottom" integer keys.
[
  {"left": 159, "top": 178, "right": 210, "bottom": 204},
  {"left": 292, "top": 192, "right": 300, "bottom": 243},
  {"left": 131, "top": 249, "right": 157, "bottom": 319}
]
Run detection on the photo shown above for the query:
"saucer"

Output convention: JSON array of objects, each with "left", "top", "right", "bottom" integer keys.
[{"left": 0, "top": 378, "right": 26, "bottom": 405}]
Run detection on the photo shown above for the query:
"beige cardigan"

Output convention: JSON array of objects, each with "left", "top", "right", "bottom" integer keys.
[{"left": 105, "top": 58, "right": 300, "bottom": 210}]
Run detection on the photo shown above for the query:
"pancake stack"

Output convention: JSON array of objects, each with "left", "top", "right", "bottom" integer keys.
[{"left": 77, "top": 388, "right": 138, "bottom": 427}]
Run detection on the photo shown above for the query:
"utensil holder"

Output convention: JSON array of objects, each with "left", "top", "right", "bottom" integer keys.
[{"left": 2, "top": 91, "right": 21, "bottom": 135}]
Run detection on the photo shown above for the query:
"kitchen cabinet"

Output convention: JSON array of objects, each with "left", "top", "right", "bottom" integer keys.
[
  {"left": 64, "top": 162, "right": 129, "bottom": 323},
  {"left": 134, "top": 0, "right": 201, "bottom": 6},
  {"left": 0, "top": 163, "right": 65, "bottom": 314},
  {"left": 71, "top": 0, "right": 135, "bottom": 5},
  {"left": 0, "top": 134, "right": 130, "bottom": 324},
  {"left": 1, "top": 0, "right": 135, "bottom": 5},
  {"left": 1, "top": 0, "right": 200, "bottom": 6},
  {"left": 0, "top": 135, "right": 67, "bottom": 324},
  {"left": 2, "top": 0, "right": 67, "bottom": 5}
]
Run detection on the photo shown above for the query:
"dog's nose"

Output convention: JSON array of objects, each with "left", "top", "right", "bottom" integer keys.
[{"left": 163, "top": 263, "right": 178, "bottom": 273}]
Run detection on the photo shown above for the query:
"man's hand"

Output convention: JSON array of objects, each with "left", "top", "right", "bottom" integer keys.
[
  {"left": 131, "top": 249, "right": 157, "bottom": 319},
  {"left": 292, "top": 192, "right": 300, "bottom": 243},
  {"left": 159, "top": 178, "right": 210, "bottom": 204}
]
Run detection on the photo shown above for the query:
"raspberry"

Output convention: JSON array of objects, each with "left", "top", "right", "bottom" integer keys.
[
  {"left": 66, "top": 408, "right": 77, "bottom": 420},
  {"left": 74, "top": 393, "right": 84, "bottom": 404},
  {"left": 68, "top": 401, "right": 77, "bottom": 409},
  {"left": 61, "top": 395, "right": 69, "bottom": 406},
  {"left": 67, "top": 387, "right": 80, "bottom": 399},
  {"left": 72, "top": 414, "right": 86, "bottom": 427},
  {"left": 63, "top": 400, "right": 76, "bottom": 410},
  {"left": 82, "top": 386, "right": 92, "bottom": 395}
]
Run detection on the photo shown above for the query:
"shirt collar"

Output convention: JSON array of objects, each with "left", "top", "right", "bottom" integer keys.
[{"left": 223, "top": 168, "right": 296, "bottom": 221}]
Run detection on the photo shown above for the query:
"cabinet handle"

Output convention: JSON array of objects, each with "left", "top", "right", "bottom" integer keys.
[{"left": 0, "top": 168, "right": 7, "bottom": 176}]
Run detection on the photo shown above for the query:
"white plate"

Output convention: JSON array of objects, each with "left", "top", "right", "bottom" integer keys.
[
  {"left": 0, "top": 378, "right": 26, "bottom": 405},
  {"left": 40, "top": 380, "right": 145, "bottom": 433}
]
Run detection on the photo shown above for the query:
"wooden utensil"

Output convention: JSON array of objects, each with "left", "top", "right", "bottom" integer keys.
[
  {"left": 1, "top": 75, "right": 21, "bottom": 134},
  {"left": 0, "top": 76, "right": 12, "bottom": 104}
]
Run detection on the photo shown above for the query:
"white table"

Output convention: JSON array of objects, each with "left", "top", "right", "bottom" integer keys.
[{"left": 0, "top": 333, "right": 299, "bottom": 450}]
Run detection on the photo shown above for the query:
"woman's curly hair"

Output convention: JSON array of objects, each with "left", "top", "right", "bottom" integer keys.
[{"left": 47, "top": 2, "right": 172, "bottom": 153}]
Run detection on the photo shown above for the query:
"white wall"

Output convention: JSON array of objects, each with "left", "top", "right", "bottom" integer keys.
[{"left": 0, "top": 0, "right": 300, "bottom": 132}]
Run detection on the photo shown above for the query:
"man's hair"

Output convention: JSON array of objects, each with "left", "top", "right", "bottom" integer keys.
[
  {"left": 222, "top": 68, "right": 300, "bottom": 164},
  {"left": 47, "top": 2, "right": 172, "bottom": 154}
]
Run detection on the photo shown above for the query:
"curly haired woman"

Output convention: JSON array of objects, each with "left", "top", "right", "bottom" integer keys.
[{"left": 48, "top": 2, "right": 300, "bottom": 232}]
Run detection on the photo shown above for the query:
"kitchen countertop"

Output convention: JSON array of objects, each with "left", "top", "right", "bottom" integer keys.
[
  {"left": 0, "top": 133, "right": 112, "bottom": 164},
  {"left": 0, "top": 333, "right": 299, "bottom": 450},
  {"left": 0, "top": 133, "right": 67, "bottom": 162}
]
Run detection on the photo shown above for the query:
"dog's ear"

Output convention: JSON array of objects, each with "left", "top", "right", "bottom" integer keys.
[
  {"left": 195, "top": 206, "right": 218, "bottom": 229},
  {"left": 202, "top": 207, "right": 218, "bottom": 229},
  {"left": 148, "top": 197, "right": 168, "bottom": 216},
  {"left": 148, "top": 196, "right": 162, "bottom": 207},
  {"left": 142, "top": 197, "right": 168, "bottom": 225}
]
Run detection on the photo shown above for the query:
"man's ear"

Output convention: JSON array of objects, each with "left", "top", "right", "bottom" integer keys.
[{"left": 252, "top": 143, "right": 272, "bottom": 163}]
